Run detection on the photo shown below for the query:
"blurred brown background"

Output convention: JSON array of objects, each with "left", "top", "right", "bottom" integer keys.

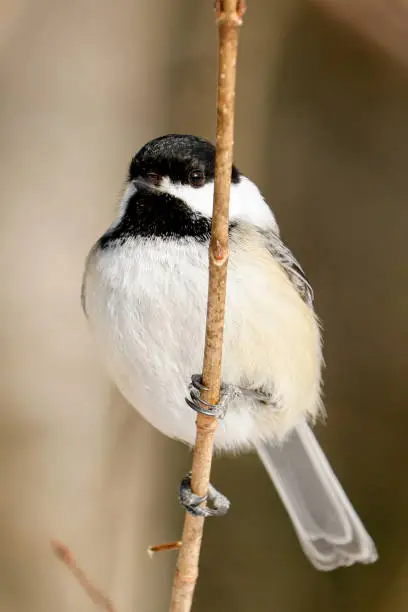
[{"left": 0, "top": 1, "right": 407, "bottom": 611}]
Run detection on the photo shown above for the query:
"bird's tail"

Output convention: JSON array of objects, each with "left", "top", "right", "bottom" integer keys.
[{"left": 255, "top": 420, "right": 378, "bottom": 570}]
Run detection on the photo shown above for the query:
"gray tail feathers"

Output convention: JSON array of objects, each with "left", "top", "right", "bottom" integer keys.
[{"left": 255, "top": 421, "right": 378, "bottom": 571}]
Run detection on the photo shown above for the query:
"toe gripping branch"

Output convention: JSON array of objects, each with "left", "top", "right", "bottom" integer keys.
[
  {"left": 185, "top": 374, "right": 234, "bottom": 419},
  {"left": 179, "top": 472, "right": 230, "bottom": 518}
]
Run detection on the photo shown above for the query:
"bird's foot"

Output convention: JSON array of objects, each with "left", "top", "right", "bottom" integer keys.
[
  {"left": 185, "top": 374, "right": 241, "bottom": 419},
  {"left": 179, "top": 472, "right": 230, "bottom": 517}
]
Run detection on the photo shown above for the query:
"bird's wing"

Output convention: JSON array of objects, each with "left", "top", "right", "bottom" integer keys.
[{"left": 260, "top": 228, "right": 314, "bottom": 308}]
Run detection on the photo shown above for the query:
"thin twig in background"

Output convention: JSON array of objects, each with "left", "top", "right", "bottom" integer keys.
[
  {"left": 168, "top": 2, "right": 246, "bottom": 611},
  {"left": 52, "top": 540, "right": 117, "bottom": 612}
]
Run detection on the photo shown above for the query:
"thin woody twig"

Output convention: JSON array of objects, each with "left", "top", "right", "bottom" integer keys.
[
  {"left": 168, "top": 2, "right": 246, "bottom": 611},
  {"left": 148, "top": 540, "right": 182, "bottom": 555},
  {"left": 52, "top": 540, "right": 117, "bottom": 612}
]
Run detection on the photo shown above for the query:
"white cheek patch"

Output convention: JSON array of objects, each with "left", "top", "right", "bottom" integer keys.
[
  {"left": 160, "top": 177, "right": 215, "bottom": 218},
  {"left": 230, "top": 177, "right": 278, "bottom": 230},
  {"left": 118, "top": 182, "right": 137, "bottom": 218},
  {"left": 161, "top": 175, "right": 278, "bottom": 231},
  {"left": 107, "top": 182, "right": 137, "bottom": 232}
]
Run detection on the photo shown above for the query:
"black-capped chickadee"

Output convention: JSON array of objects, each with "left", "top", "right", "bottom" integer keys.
[{"left": 82, "top": 134, "right": 378, "bottom": 570}]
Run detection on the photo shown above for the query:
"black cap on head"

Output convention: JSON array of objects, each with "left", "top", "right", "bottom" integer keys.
[{"left": 128, "top": 134, "right": 241, "bottom": 185}]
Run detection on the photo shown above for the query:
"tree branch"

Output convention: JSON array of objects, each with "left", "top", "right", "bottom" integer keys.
[{"left": 168, "top": 2, "right": 246, "bottom": 611}]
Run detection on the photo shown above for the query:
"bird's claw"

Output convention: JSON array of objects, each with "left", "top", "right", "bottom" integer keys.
[
  {"left": 179, "top": 472, "right": 230, "bottom": 518},
  {"left": 185, "top": 375, "right": 240, "bottom": 419},
  {"left": 190, "top": 373, "right": 208, "bottom": 392}
]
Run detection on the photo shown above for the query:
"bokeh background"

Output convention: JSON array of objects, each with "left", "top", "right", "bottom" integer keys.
[{"left": 1, "top": 1, "right": 407, "bottom": 610}]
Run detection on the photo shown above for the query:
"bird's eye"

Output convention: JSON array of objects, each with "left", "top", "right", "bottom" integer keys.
[
  {"left": 188, "top": 169, "right": 205, "bottom": 188},
  {"left": 146, "top": 172, "right": 161, "bottom": 186}
]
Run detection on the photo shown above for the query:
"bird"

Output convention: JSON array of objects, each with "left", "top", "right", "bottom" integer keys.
[{"left": 81, "top": 133, "right": 378, "bottom": 570}]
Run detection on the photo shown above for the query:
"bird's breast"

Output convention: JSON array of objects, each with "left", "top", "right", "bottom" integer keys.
[
  {"left": 83, "top": 237, "right": 211, "bottom": 443},
  {"left": 83, "top": 232, "right": 322, "bottom": 450}
]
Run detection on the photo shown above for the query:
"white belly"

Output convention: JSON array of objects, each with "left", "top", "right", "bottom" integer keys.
[{"left": 83, "top": 235, "right": 322, "bottom": 452}]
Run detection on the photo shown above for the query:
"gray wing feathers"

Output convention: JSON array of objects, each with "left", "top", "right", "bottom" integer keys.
[
  {"left": 255, "top": 421, "right": 378, "bottom": 570},
  {"left": 261, "top": 229, "right": 314, "bottom": 307}
]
